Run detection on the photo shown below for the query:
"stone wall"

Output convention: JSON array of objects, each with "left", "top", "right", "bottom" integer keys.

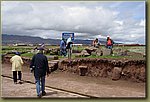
[
  {"left": 2, "top": 56, "right": 31, "bottom": 65},
  {"left": 2, "top": 55, "right": 146, "bottom": 82},
  {"left": 58, "top": 58, "right": 146, "bottom": 82}
]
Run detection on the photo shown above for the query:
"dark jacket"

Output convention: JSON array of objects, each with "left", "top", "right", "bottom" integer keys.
[
  {"left": 60, "top": 40, "right": 66, "bottom": 50},
  {"left": 30, "top": 53, "right": 49, "bottom": 78}
]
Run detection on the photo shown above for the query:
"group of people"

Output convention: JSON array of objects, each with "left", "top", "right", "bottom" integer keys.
[
  {"left": 10, "top": 48, "right": 50, "bottom": 98},
  {"left": 60, "top": 36, "right": 73, "bottom": 59},
  {"left": 10, "top": 36, "right": 74, "bottom": 98},
  {"left": 9, "top": 35, "right": 113, "bottom": 98},
  {"left": 92, "top": 36, "right": 114, "bottom": 50}
]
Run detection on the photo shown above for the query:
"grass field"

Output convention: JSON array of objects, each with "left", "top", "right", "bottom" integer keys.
[{"left": 2, "top": 45, "right": 146, "bottom": 60}]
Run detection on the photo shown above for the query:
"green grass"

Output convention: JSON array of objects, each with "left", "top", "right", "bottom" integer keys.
[
  {"left": 2, "top": 46, "right": 33, "bottom": 54},
  {"left": 21, "top": 53, "right": 34, "bottom": 58},
  {"left": 72, "top": 46, "right": 85, "bottom": 52},
  {"left": 2, "top": 45, "right": 145, "bottom": 60}
]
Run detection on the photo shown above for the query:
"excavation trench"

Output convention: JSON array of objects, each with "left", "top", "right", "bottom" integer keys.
[
  {"left": 2, "top": 56, "right": 146, "bottom": 83},
  {"left": 59, "top": 58, "right": 146, "bottom": 82}
]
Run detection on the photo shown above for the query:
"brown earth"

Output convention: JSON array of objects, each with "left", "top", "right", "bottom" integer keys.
[
  {"left": 59, "top": 58, "right": 146, "bottom": 82},
  {"left": 1, "top": 63, "right": 146, "bottom": 98},
  {"left": 3, "top": 56, "right": 146, "bottom": 82}
]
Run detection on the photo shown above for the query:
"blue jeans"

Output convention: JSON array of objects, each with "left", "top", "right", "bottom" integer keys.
[
  {"left": 60, "top": 48, "right": 67, "bottom": 56},
  {"left": 107, "top": 45, "right": 112, "bottom": 49},
  {"left": 35, "top": 76, "right": 45, "bottom": 96}
]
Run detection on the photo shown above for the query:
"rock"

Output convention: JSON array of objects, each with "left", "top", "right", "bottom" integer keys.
[
  {"left": 79, "top": 66, "right": 88, "bottom": 76},
  {"left": 102, "top": 48, "right": 111, "bottom": 56},
  {"left": 85, "top": 46, "right": 97, "bottom": 55},
  {"left": 49, "top": 48, "right": 60, "bottom": 55},
  {"left": 112, "top": 67, "right": 122, "bottom": 81},
  {"left": 47, "top": 55, "right": 58, "bottom": 60},
  {"left": 80, "top": 50, "right": 90, "bottom": 57},
  {"left": 117, "top": 50, "right": 128, "bottom": 56},
  {"left": 91, "top": 52, "right": 96, "bottom": 56},
  {"left": 139, "top": 67, "right": 146, "bottom": 82},
  {"left": 95, "top": 49, "right": 103, "bottom": 56},
  {"left": 100, "top": 68, "right": 108, "bottom": 77},
  {"left": 48, "top": 60, "right": 59, "bottom": 72}
]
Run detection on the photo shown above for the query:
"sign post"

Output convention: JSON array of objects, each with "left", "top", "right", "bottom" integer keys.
[{"left": 62, "top": 33, "right": 74, "bottom": 41}]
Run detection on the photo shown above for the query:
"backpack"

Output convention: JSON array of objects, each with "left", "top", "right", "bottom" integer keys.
[{"left": 107, "top": 39, "right": 112, "bottom": 45}]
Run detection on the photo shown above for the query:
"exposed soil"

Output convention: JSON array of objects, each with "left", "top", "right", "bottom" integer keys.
[
  {"left": 1, "top": 63, "right": 146, "bottom": 98},
  {"left": 3, "top": 56, "right": 146, "bottom": 82},
  {"left": 59, "top": 58, "right": 146, "bottom": 82}
]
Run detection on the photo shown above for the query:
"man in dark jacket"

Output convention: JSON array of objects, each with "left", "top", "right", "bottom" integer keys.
[
  {"left": 30, "top": 47, "right": 50, "bottom": 98},
  {"left": 60, "top": 38, "right": 67, "bottom": 56}
]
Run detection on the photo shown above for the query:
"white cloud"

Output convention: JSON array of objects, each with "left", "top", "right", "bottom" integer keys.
[
  {"left": 139, "top": 19, "right": 145, "bottom": 26},
  {"left": 2, "top": 1, "right": 145, "bottom": 44},
  {"left": 114, "top": 20, "right": 123, "bottom": 26}
]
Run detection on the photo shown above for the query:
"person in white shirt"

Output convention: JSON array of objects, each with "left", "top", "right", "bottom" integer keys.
[{"left": 66, "top": 36, "right": 73, "bottom": 59}]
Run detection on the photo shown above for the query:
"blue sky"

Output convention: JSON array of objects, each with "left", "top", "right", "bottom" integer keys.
[{"left": 2, "top": 1, "right": 145, "bottom": 44}]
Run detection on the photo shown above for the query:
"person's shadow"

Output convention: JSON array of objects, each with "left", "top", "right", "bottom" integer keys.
[{"left": 44, "top": 91, "right": 58, "bottom": 96}]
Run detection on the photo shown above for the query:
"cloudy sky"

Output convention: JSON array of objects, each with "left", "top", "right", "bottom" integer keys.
[{"left": 2, "top": 1, "right": 145, "bottom": 44}]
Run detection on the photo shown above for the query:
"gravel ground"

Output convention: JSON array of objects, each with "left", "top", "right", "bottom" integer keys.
[{"left": 1, "top": 63, "right": 146, "bottom": 98}]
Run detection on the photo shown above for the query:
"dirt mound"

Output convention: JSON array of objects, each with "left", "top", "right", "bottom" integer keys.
[{"left": 58, "top": 58, "right": 146, "bottom": 82}]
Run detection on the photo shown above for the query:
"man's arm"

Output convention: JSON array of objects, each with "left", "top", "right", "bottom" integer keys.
[
  {"left": 20, "top": 57, "right": 24, "bottom": 65},
  {"left": 45, "top": 56, "right": 50, "bottom": 76}
]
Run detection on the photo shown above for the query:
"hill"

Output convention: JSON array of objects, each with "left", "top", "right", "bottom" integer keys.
[{"left": 2, "top": 34, "right": 106, "bottom": 45}]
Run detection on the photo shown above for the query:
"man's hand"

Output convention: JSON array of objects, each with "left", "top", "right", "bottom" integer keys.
[
  {"left": 30, "top": 68, "right": 34, "bottom": 73},
  {"left": 30, "top": 66, "right": 35, "bottom": 73}
]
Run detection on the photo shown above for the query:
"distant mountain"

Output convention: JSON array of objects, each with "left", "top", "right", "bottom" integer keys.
[
  {"left": 2, "top": 34, "right": 106, "bottom": 45},
  {"left": 2, "top": 34, "right": 58, "bottom": 45}
]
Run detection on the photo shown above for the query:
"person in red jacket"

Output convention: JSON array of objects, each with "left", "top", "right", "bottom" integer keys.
[
  {"left": 106, "top": 36, "right": 114, "bottom": 54},
  {"left": 106, "top": 36, "right": 114, "bottom": 49}
]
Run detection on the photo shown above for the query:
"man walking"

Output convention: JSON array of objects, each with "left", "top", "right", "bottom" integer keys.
[
  {"left": 10, "top": 52, "right": 24, "bottom": 84},
  {"left": 30, "top": 48, "right": 50, "bottom": 98}
]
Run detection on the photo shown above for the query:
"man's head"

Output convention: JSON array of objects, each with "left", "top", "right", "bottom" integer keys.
[
  {"left": 107, "top": 35, "right": 111, "bottom": 39},
  {"left": 15, "top": 52, "right": 20, "bottom": 56},
  {"left": 37, "top": 47, "right": 44, "bottom": 54}
]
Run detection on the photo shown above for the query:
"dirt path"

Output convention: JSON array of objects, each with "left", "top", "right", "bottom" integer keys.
[
  {"left": 1, "top": 63, "right": 146, "bottom": 98},
  {"left": 1, "top": 77, "right": 87, "bottom": 98}
]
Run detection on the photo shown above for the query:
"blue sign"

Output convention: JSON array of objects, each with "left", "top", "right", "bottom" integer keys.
[{"left": 62, "top": 33, "right": 74, "bottom": 41}]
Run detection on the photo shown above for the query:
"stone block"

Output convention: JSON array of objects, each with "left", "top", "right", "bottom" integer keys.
[
  {"left": 48, "top": 60, "right": 59, "bottom": 72},
  {"left": 79, "top": 66, "right": 88, "bottom": 76},
  {"left": 112, "top": 67, "right": 122, "bottom": 81},
  {"left": 47, "top": 55, "right": 58, "bottom": 60},
  {"left": 80, "top": 50, "right": 90, "bottom": 57},
  {"left": 102, "top": 48, "right": 111, "bottom": 56}
]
